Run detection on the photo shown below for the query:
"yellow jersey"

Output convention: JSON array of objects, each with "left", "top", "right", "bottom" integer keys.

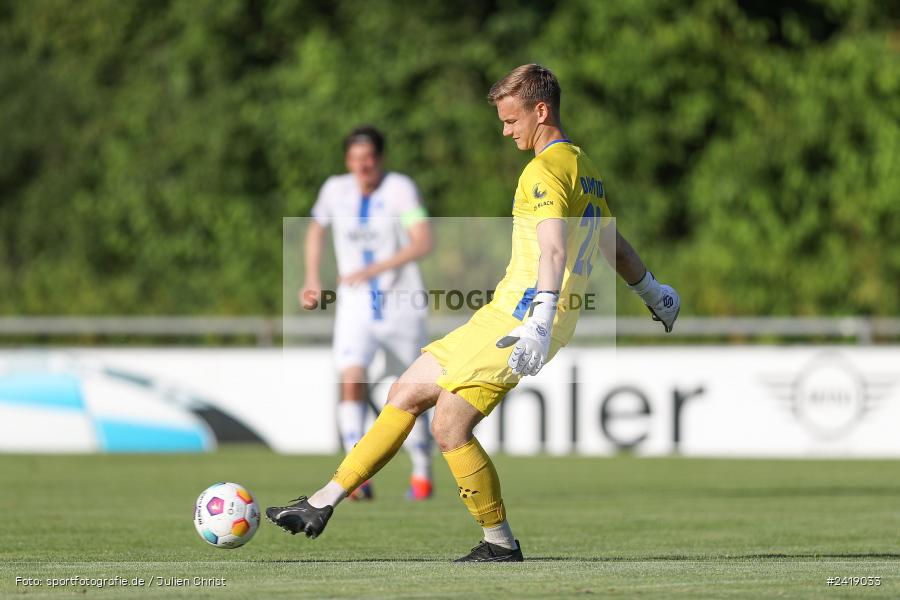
[{"left": 488, "top": 140, "right": 612, "bottom": 344}]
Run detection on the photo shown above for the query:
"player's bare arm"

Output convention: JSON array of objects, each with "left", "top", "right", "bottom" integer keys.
[
  {"left": 300, "top": 219, "right": 327, "bottom": 309},
  {"left": 340, "top": 220, "right": 433, "bottom": 286},
  {"left": 600, "top": 222, "right": 681, "bottom": 332},
  {"left": 536, "top": 218, "right": 567, "bottom": 291},
  {"left": 599, "top": 224, "right": 645, "bottom": 284},
  {"left": 499, "top": 219, "right": 566, "bottom": 376}
]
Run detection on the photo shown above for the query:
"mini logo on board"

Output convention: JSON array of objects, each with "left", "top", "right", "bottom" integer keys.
[{"left": 761, "top": 353, "right": 894, "bottom": 440}]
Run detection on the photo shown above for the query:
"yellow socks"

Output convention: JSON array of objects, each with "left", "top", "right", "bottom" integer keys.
[
  {"left": 442, "top": 438, "right": 505, "bottom": 527},
  {"left": 332, "top": 404, "right": 415, "bottom": 493}
]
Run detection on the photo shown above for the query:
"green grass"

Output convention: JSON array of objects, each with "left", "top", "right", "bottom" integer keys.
[{"left": 1, "top": 447, "right": 899, "bottom": 598}]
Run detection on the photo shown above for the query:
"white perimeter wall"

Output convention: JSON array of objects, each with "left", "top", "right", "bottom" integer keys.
[{"left": 1, "top": 346, "right": 899, "bottom": 457}]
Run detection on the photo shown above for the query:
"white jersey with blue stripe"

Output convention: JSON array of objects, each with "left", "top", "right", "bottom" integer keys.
[{"left": 312, "top": 172, "right": 426, "bottom": 319}]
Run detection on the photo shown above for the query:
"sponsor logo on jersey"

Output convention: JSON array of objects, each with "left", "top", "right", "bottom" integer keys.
[
  {"left": 346, "top": 229, "right": 381, "bottom": 243},
  {"left": 533, "top": 200, "right": 554, "bottom": 211},
  {"left": 532, "top": 183, "right": 547, "bottom": 199},
  {"left": 579, "top": 176, "right": 604, "bottom": 198}
]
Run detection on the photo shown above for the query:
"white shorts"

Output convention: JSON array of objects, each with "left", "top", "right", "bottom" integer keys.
[{"left": 333, "top": 310, "right": 427, "bottom": 372}]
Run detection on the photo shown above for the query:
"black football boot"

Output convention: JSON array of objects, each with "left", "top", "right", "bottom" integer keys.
[
  {"left": 265, "top": 496, "right": 333, "bottom": 539},
  {"left": 454, "top": 540, "right": 524, "bottom": 562}
]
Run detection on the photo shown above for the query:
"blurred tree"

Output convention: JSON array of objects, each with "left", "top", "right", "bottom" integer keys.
[{"left": 0, "top": 0, "right": 897, "bottom": 316}]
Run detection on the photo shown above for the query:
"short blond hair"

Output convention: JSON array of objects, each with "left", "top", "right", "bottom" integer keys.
[{"left": 488, "top": 64, "right": 561, "bottom": 118}]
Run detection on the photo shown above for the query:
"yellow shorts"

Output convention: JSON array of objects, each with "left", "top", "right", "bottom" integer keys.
[{"left": 423, "top": 305, "right": 563, "bottom": 416}]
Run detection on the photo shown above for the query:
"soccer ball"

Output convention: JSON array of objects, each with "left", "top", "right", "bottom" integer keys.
[{"left": 193, "top": 482, "right": 260, "bottom": 549}]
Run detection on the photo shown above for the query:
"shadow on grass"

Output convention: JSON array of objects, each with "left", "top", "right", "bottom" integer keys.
[{"left": 255, "top": 553, "right": 900, "bottom": 564}]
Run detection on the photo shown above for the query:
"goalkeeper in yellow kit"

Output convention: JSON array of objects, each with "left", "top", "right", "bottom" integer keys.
[{"left": 267, "top": 64, "right": 680, "bottom": 561}]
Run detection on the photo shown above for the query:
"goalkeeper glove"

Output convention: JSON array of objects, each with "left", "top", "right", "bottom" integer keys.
[
  {"left": 496, "top": 291, "right": 557, "bottom": 376},
  {"left": 628, "top": 271, "right": 680, "bottom": 333}
]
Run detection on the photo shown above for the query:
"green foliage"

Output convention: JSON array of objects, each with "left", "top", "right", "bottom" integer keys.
[{"left": 1, "top": 0, "right": 898, "bottom": 315}]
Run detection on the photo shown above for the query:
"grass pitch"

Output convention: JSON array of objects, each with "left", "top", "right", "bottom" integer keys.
[{"left": 2, "top": 446, "right": 899, "bottom": 598}]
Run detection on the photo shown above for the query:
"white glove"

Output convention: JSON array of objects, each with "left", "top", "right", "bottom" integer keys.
[
  {"left": 628, "top": 271, "right": 680, "bottom": 333},
  {"left": 496, "top": 291, "right": 557, "bottom": 376},
  {"left": 500, "top": 319, "right": 551, "bottom": 375}
]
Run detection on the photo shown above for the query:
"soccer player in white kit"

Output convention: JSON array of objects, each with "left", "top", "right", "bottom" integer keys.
[{"left": 300, "top": 126, "right": 434, "bottom": 500}]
